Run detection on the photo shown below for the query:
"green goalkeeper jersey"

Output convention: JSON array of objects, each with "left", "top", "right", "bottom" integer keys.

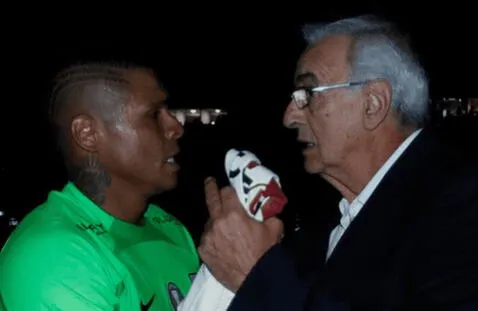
[{"left": 0, "top": 182, "right": 200, "bottom": 311}]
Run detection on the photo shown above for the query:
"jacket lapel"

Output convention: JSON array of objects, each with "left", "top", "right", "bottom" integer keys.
[{"left": 323, "top": 129, "right": 445, "bottom": 294}]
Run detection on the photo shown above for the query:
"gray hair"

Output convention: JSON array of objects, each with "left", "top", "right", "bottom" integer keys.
[{"left": 303, "top": 15, "right": 429, "bottom": 128}]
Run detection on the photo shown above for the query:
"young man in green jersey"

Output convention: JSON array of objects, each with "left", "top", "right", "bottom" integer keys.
[{"left": 0, "top": 62, "right": 200, "bottom": 310}]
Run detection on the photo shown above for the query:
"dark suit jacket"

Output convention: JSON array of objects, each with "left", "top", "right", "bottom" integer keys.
[{"left": 228, "top": 128, "right": 478, "bottom": 311}]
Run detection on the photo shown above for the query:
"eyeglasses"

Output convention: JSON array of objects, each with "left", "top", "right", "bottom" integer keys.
[{"left": 291, "top": 81, "right": 367, "bottom": 109}]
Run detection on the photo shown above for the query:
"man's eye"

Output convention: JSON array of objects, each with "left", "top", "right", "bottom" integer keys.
[{"left": 152, "top": 109, "right": 160, "bottom": 118}]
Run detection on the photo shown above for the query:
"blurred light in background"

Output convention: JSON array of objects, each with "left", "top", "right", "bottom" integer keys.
[{"left": 170, "top": 109, "right": 228, "bottom": 125}]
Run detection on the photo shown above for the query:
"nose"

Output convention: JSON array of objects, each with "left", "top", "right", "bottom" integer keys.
[
  {"left": 283, "top": 99, "right": 303, "bottom": 129},
  {"left": 164, "top": 111, "right": 184, "bottom": 140}
]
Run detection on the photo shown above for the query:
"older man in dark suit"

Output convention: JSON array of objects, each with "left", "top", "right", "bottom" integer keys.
[{"left": 198, "top": 15, "right": 478, "bottom": 310}]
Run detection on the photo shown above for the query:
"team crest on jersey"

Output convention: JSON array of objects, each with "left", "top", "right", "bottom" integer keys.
[{"left": 167, "top": 282, "right": 184, "bottom": 310}]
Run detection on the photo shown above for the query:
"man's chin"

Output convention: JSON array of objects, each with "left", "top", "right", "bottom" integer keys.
[
  {"left": 304, "top": 160, "right": 324, "bottom": 175},
  {"left": 161, "top": 178, "right": 178, "bottom": 192},
  {"left": 150, "top": 177, "right": 179, "bottom": 196}
]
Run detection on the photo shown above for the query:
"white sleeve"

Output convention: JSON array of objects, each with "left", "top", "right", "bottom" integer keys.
[{"left": 178, "top": 264, "right": 235, "bottom": 311}]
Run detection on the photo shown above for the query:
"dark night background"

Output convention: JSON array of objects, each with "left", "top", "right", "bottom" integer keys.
[{"left": 1, "top": 6, "right": 477, "bottom": 244}]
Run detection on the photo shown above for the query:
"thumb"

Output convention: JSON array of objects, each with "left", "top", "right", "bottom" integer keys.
[{"left": 264, "top": 217, "right": 284, "bottom": 240}]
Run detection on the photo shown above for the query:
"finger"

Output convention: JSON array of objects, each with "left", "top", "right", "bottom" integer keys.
[
  {"left": 198, "top": 244, "right": 209, "bottom": 263},
  {"left": 220, "top": 186, "right": 243, "bottom": 213},
  {"left": 204, "top": 177, "right": 222, "bottom": 218},
  {"left": 264, "top": 217, "right": 285, "bottom": 240},
  {"left": 198, "top": 248, "right": 216, "bottom": 273},
  {"left": 198, "top": 235, "right": 216, "bottom": 264},
  {"left": 198, "top": 231, "right": 211, "bottom": 254},
  {"left": 203, "top": 217, "right": 213, "bottom": 233}
]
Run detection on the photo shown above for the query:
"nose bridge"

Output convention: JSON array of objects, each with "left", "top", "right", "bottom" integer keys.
[{"left": 283, "top": 99, "right": 303, "bottom": 128}]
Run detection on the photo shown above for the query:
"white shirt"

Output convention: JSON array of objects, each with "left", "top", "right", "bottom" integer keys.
[{"left": 326, "top": 129, "right": 422, "bottom": 260}]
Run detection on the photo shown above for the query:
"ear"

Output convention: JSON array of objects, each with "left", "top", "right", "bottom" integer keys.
[
  {"left": 362, "top": 79, "right": 392, "bottom": 130},
  {"left": 70, "top": 114, "right": 99, "bottom": 153}
]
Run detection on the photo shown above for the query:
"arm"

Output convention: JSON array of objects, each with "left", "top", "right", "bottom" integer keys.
[
  {"left": 231, "top": 190, "right": 478, "bottom": 311},
  {"left": 227, "top": 224, "right": 340, "bottom": 311},
  {"left": 228, "top": 242, "right": 315, "bottom": 311},
  {"left": 0, "top": 232, "right": 118, "bottom": 310}
]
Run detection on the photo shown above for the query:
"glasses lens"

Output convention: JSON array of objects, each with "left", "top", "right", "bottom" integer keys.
[{"left": 292, "top": 90, "right": 308, "bottom": 109}]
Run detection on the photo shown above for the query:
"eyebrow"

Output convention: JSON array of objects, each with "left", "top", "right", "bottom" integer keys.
[
  {"left": 294, "top": 72, "right": 319, "bottom": 87},
  {"left": 154, "top": 100, "right": 168, "bottom": 108}
]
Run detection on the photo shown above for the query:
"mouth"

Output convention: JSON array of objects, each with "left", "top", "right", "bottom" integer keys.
[
  {"left": 164, "top": 156, "right": 180, "bottom": 172},
  {"left": 165, "top": 157, "right": 176, "bottom": 165},
  {"left": 298, "top": 140, "right": 317, "bottom": 149},
  {"left": 164, "top": 150, "right": 180, "bottom": 168}
]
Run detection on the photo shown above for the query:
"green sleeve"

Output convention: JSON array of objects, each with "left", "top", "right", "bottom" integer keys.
[
  {"left": 0, "top": 231, "right": 118, "bottom": 310},
  {"left": 0, "top": 292, "right": 6, "bottom": 311}
]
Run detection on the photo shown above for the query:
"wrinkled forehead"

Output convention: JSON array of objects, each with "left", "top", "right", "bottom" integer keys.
[{"left": 295, "top": 35, "right": 351, "bottom": 86}]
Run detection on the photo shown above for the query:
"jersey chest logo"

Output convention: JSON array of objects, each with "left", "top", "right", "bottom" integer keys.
[{"left": 167, "top": 282, "right": 184, "bottom": 310}]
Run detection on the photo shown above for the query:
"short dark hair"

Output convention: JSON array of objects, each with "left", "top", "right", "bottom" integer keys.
[{"left": 48, "top": 61, "right": 142, "bottom": 179}]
